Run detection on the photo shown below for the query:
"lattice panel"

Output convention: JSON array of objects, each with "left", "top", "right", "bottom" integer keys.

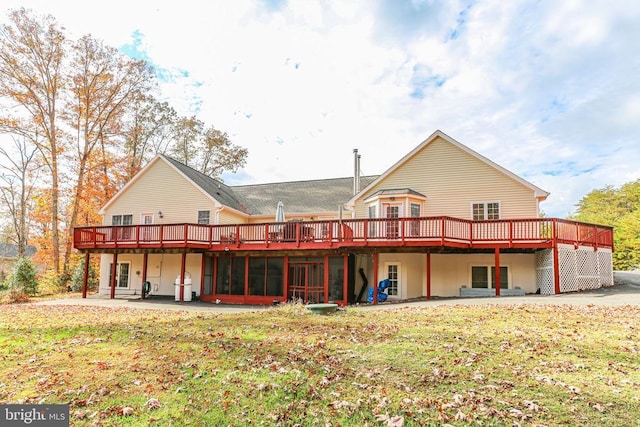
[
  {"left": 558, "top": 246, "right": 579, "bottom": 292},
  {"left": 576, "top": 248, "right": 601, "bottom": 290},
  {"left": 536, "top": 249, "right": 554, "bottom": 295},
  {"left": 536, "top": 246, "right": 613, "bottom": 294},
  {"left": 598, "top": 249, "right": 614, "bottom": 287}
]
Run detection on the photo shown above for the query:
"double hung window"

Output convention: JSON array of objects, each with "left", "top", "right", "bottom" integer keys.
[{"left": 472, "top": 202, "right": 500, "bottom": 220}]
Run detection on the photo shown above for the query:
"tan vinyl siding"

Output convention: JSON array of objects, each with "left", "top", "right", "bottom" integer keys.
[
  {"left": 353, "top": 136, "right": 539, "bottom": 219},
  {"left": 429, "top": 253, "right": 537, "bottom": 297},
  {"left": 100, "top": 253, "right": 203, "bottom": 296},
  {"left": 218, "top": 209, "right": 246, "bottom": 225},
  {"left": 103, "top": 160, "right": 219, "bottom": 225}
]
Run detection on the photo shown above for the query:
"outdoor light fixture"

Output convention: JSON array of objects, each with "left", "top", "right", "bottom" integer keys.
[
  {"left": 158, "top": 211, "right": 163, "bottom": 218},
  {"left": 224, "top": 246, "right": 230, "bottom": 252}
]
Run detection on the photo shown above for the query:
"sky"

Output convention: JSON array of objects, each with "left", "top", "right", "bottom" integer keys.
[{"left": 2, "top": 0, "right": 639, "bottom": 218}]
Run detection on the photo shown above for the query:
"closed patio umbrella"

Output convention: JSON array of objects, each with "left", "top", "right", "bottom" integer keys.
[{"left": 276, "top": 201, "right": 285, "bottom": 223}]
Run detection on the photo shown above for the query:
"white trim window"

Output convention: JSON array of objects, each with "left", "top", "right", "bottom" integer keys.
[
  {"left": 198, "top": 210, "right": 211, "bottom": 224},
  {"left": 471, "top": 265, "right": 508, "bottom": 289},
  {"left": 112, "top": 214, "right": 133, "bottom": 225},
  {"left": 410, "top": 203, "right": 421, "bottom": 236},
  {"left": 368, "top": 205, "right": 377, "bottom": 237},
  {"left": 471, "top": 202, "right": 500, "bottom": 220},
  {"left": 141, "top": 213, "right": 154, "bottom": 225},
  {"left": 385, "top": 263, "right": 400, "bottom": 297}
]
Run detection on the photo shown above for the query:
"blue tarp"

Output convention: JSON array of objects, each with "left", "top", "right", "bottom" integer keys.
[{"left": 367, "top": 279, "right": 390, "bottom": 303}]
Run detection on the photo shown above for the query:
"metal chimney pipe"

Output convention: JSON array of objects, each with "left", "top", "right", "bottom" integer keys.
[
  {"left": 356, "top": 154, "right": 361, "bottom": 194},
  {"left": 353, "top": 149, "right": 359, "bottom": 195}
]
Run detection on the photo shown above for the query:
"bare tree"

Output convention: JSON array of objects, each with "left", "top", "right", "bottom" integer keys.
[
  {"left": 198, "top": 126, "right": 248, "bottom": 177},
  {"left": 122, "top": 94, "right": 178, "bottom": 179},
  {"left": 0, "top": 8, "right": 67, "bottom": 273},
  {"left": 0, "top": 136, "right": 39, "bottom": 256}
]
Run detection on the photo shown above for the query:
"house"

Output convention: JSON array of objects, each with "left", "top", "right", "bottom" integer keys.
[
  {"left": 73, "top": 130, "right": 614, "bottom": 304},
  {"left": 0, "top": 243, "right": 37, "bottom": 282}
]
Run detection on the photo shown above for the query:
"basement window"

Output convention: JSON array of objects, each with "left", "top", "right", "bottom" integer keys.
[{"left": 471, "top": 266, "right": 508, "bottom": 289}]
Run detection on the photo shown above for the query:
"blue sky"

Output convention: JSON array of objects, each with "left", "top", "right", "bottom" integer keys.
[{"left": 2, "top": 0, "right": 639, "bottom": 218}]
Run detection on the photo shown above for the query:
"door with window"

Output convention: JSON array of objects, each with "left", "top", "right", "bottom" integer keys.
[
  {"left": 108, "top": 262, "right": 130, "bottom": 289},
  {"left": 288, "top": 260, "right": 324, "bottom": 303},
  {"left": 384, "top": 263, "right": 400, "bottom": 298},
  {"left": 384, "top": 204, "right": 400, "bottom": 239},
  {"left": 141, "top": 213, "right": 154, "bottom": 241}
]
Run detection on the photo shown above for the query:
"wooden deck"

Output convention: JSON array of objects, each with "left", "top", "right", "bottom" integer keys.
[{"left": 73, "top": 217, "right": 614, "bottom": 252}]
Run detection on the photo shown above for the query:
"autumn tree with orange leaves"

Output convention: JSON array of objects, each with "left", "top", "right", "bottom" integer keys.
[{"left": 0, "top": 8, "right": 248, "bottom": 287}]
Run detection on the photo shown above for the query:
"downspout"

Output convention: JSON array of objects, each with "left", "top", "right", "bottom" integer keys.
[{"left": 215, "top": 206, "right": 225, "bottom": 224}]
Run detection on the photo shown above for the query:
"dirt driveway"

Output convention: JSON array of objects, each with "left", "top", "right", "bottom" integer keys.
[{"left": 34, "top": 272, "right": 640, "bottom": 313}]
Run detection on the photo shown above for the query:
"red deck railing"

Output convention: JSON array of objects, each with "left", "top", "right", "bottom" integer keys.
[{"left": 73, "top": 217, "right": 614, "bottom": 252}]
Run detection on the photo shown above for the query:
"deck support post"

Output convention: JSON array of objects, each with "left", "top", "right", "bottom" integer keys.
[
  {"left": 373, "top": 253, "right": 379, "bottom": 305},
  {"left": 110, "top": 253, "right": 118, "bottom": 299},
  {"left": 343, "top": 254, "right": 348, "bottom": 305},
  {"left": 141, "top": 253, "right": 148, "bottom": 299},
  {"left": 180, "top": 252, "right": 186, "bottom": 301},
  {"left": 494, "top": 248, "right": 501, "bottom": 297},
  {"left": 283, "top": 255, "right": 289, "bottom": 301},
  {"left": 82, "top": 252, "right": 90, "bottom": 298},
  {"left": 426, "top": 252, "right": 431, "bottom": 299},
  {"left": 552, "top": 219, "right": 561, "bottom": 294},
  {"left": 324, "top": 256, "right": 330, "bottom": 303}
]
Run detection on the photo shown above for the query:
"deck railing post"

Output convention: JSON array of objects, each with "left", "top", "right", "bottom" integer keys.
[
  {"left": 364, "top": 219, "right": 368, "bottom": 243},
  {"left": 509, "top": 220, "right": 513, "bottom": 248},
  {"left": 184, "top": 224, "right": 188, "bottom": 245},
  {"left": 329, "top": 220, "right": 334, "bottom": 247}
]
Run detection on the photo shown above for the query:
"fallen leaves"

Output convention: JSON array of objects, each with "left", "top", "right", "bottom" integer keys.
[{"left": 0, "top": 303, "right": 638, "bottom": 425}]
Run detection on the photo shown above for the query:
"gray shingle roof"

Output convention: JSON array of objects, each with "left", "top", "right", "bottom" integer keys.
[
  {"left": 161, "top": 154, "right": 378, "bottom": 216},
  {"left": 161, "top": 155, "right": 245, "bottom": 212},
  {"left": 232, "top": 176, "right": 378, "bottom": 216}
]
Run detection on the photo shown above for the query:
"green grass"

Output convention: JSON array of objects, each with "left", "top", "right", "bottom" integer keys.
[{"left": 0, "top": 302, "right": 638, "bottom": 426}]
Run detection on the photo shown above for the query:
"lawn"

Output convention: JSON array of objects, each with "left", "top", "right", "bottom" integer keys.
[{"left": 0, "top": 302, "right": 638, "bottom": 426}]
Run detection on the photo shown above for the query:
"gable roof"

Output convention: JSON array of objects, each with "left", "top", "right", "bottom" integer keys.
[
  {"left": 161, "top": 155, "right": 245, "bottom": 212},
  {"left": 102, "top": 130, "right": 548, "bottom": 218},
  {"left": 363, "top": 188, "right": 427, "bottom": 202},
  {"left": 100, "top": 153, "right": 378, "bottom": 216},
  {"left": 347, "top": 130, "right": 549, "bottom": 206}
]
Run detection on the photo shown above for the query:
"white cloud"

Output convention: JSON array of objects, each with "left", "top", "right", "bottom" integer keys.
[{"left": 2, "top": 0, "right": 639, "bottom": 218}]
